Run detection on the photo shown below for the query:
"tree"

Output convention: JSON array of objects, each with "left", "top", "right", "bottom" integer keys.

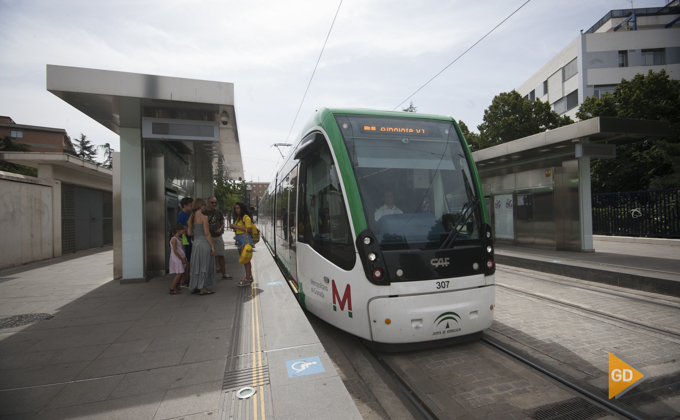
[
  {"left": 476, "top": 90, "right": 573, "bottom": 147},
  {"left": 0, "top": 135, "right": 37, "bottom": 176},
  {"left": 214, "top": 175, "right": 245, "bottom": 215},
  {"left": 402, "top": 101, "right": 417, "bottom": 112},
  {"left": 99, "top": 143, "right": 114, "bottom": 169},
  {"left": 576, "top": 69, "right": 680, "bottom": 192},
  {"left": 74, "top": 133, "right": 97, "bottom": 163},
  {"left": 457, "top": 120, "right": 484, "bottom": 151},
  {"left": 458, "top": 90, "right": 572, "bottom": 152}
]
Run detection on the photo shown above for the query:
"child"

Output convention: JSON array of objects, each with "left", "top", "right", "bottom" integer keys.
[{"left": 169, "top": 224, "right": 188, "bottom": 294}]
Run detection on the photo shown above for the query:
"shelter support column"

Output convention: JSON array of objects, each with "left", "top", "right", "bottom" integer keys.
[
  {"left": 119, "top": 98, "right": 146, "bottom": 282},
  {"left": 578, "top": 156, "right": 594, "bottom": 251}
]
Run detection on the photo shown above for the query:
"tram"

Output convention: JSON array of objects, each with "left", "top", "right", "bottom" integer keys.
[{"left": 258, "top": 108, "right": 495, "bottom": 347}]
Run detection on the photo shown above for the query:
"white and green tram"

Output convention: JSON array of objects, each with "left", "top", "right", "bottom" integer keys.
[{"left": 259, "top": 108, "right": 495, "bottom": 348}]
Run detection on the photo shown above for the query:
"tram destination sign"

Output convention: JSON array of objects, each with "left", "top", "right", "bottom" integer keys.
[{"left": 356, "top": 121, "right": 445, "bottom": 138}]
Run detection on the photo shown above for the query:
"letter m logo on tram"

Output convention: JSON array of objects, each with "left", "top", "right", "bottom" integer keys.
[{"left": 331, "top": 280, "right": 352, "bottom": 318}]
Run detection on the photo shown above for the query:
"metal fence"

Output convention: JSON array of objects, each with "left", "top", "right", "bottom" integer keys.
[{"left": 592, "top": 189, "right": 680, "bottom": 238}]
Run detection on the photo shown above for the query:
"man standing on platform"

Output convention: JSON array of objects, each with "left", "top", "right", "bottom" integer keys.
[
  {"left": 205, "top": 196, "right": 232, "bottom": 280},
  {"left": 177, "top": 197, "right": 193, "bottom": 287}
]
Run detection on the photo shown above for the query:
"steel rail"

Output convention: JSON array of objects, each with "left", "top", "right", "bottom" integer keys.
[
  {"left": 497, "top": 267, "right": 680, "bottom": 310},
  {"left": 496, "top": 283, "right": 680, "bottom": 339},
  {"left": 364, "top": 346, "right": 438, "bottom": 420},
  {"left": 481, "top": 336, "right": 645, "bottom": 420}
]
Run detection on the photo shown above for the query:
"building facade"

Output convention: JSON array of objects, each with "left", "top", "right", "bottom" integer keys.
[
  {"left": 246, "top": 181, "right": 269, "bottom": 208},
  {"left": 0, "top": 116, "right": 76, "bottom": 154},
  {"left": 517, "top": 3, "right": 680, "bottom": 120}
]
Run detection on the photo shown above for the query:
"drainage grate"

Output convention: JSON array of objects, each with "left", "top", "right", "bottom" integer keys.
[
  {"left": 0, "top": 313, "right": 53, "bottom": 330},
  {"left": 619, "top": 372, "right": 680, "bottom": 407},
  {"left": 528, "top": 398, "right": 608, "bottom": 420},
  {"left": 222, "top": 365, "right": 270, "bottom": 391}
]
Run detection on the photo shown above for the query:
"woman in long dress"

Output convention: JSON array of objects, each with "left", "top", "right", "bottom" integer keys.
[{"left": 187, "top": 198, "right": 216, "bottom": 295}]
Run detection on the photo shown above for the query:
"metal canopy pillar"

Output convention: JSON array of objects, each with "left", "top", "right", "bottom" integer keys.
[{"left": 119, "top": 98, "right": 145, "bottom": 281}]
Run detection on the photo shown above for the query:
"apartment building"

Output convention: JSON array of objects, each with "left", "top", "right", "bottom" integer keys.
[
  {"left": 0, "top": 116, "right": 76, "bottom": 153},
  {"left": 517, "top": 2, "right": 680, "bottom": 120}
]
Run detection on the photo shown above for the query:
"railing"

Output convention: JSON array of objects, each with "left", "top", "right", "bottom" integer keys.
[{"left": 592, "top": 189, "right": 680, "bottom": 238}]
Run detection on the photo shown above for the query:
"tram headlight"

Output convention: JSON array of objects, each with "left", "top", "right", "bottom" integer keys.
[
  {"left": 473, "top": 263, "right": 479, "bottom": 271},
  {"left": 368, "top": 253, "right": 377, "bottom": 262},
  {"left": 396, "top": 268, "right": 404, "bottom": 277},
  {"left": 487, "top": 246, "right": 493, "bottom": 253},
  {"left": 487, "top": 260, "right": 494, "bottom": 269},
  {"left": 372, "top": 268, "right": 383, "bottom": 279},
  {"left": 363, "top": 237, "right": 372, "bottom": 245},
  {"left": 486, "top": 231, "right": 492, "bottom": 239}
]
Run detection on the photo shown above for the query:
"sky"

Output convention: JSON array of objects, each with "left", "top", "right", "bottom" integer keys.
[{"left": 0, "top": 0, "right": 667, "bottom": 182}]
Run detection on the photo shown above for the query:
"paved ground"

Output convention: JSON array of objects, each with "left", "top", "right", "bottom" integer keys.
[
  {"left": 0, "top": 247, "right": 243, "bottom": 419},
  {"left": 492, "top": 265, "right": 680, "bottom": 419}
]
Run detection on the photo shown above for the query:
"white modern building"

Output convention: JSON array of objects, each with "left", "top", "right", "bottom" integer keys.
[{"left": 517, "top": 2, "right": 680, "bottom": 120}]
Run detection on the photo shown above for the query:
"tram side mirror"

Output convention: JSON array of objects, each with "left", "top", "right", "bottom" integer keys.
[{"left": 294, "top": 133, "right": 324, "bottom": 160}]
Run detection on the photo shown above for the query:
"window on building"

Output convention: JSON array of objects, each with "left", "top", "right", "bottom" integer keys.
[
  {"left": 563, "top": 58, "right": 578, "bottom": 81},
  {"left": 10, "top": 130, "right": 23, "bottom": 138},
  {"left": 618, "top": 50, "right": 628, "bottom": 67},
  {"left": 553, "top": 97, "right": 567, "bottom": 115},
  {"left": 543, "top": 80, "right": 548, "bottom": 95},
  {"left": 594, "top": 84, "right": 617, "bottom": 98},
  {"left": 566, "top": 90, "right": 578, "bottom": 111},
  {"left": 641, "top": 49, "right": 665, "bottom": 66}
]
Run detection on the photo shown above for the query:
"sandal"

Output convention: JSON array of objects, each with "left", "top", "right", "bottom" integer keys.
[
  {"left": 170, "top": 288, "right": 182, "bottom": 295},
  {"left": 199, "top": 290, "right": 215, "bottom": 295},
  {"left": 237, "top": 279, "right": 253, "bottom": 287}
]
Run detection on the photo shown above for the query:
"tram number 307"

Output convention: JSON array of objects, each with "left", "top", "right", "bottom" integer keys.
[{"left": 436, "top": 281, "right": 450, "bottom": 289}]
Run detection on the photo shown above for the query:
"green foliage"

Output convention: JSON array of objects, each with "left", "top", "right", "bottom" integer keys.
[
  {"left": 98, "top": 143, "right": 114, "bottom": 169},
  {"left": 1, "top": 135, "right": 31, "bottom": 152},
  {"left": 576, "top": 69, "right": 680, "bottom": 192},
  {"left": 457, "top": 120, "right": 484, "bottom": 151},
  {"left": 458, "top": 90, "right": 572, "bottom": 151},
  {"left": 214, "top": 175, "right": 245, "bottom": 214},
  {"left": 74, "top": 133, "right": 97, "bottom": 163},
  {"left": 0, "top": 135, "right": 36, "bottom": 176},
  {"left": 477, "top": 90, "right": 573, "bottom": 146}
]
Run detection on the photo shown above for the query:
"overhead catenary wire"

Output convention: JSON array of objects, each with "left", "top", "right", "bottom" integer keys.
[
  {"left": 284, "top": 0, "right": 344, "bottom": 143},
  {"left": 393, "top": 0, "right": 532, "bottom": 110}
]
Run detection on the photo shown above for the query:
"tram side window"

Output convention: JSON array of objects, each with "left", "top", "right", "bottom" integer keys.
[{"left": 299, "top": 142, "right": 355, "bottom": 271}]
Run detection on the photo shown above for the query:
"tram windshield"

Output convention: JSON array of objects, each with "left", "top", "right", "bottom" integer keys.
[{"left": 335, "top": 115, "right": 480, "bottom": 251}]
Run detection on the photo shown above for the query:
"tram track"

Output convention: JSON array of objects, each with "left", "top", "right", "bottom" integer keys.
[
  {"left": 479, "top": 335, "right": 647, "bottom": 420},
  {"left": 496, "top": 283, "right": 680, "bottom": 340},
  {"left": 364, "top": 337, "right": 645, "bottom": 420},
  {"left": 496, "top": 267, "right": 680, "bottom": 310}
]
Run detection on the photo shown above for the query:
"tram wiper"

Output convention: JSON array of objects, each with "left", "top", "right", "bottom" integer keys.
[{"left": 439, "top": 198, "right": 479, "bottom": 249}]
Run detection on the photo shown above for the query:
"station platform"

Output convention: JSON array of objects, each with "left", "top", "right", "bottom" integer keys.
[
  {"left": 0, "top": 240, "right": 361, "bottom": 419},
  {"left": 495, "top": 235, "right": 680, "bottom": 297}
]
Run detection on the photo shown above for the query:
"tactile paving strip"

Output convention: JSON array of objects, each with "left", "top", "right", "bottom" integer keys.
[
  {"left": 219, "top": 273, "right": 271, "bottom": 419},
  {"left": 223, "top": 365, "right": 270, "bottom": 391}
]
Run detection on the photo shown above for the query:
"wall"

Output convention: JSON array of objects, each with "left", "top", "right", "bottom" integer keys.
[{"left": 0, "top": 172, "right": 57, "bottom": 269}]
